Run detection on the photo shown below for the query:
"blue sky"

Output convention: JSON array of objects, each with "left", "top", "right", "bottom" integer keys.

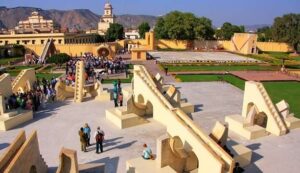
[{"left": 1, "top": 0, "right": 300, "bottom": 26}]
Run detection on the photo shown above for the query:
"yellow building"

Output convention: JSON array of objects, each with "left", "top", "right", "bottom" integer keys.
[
  {"left": 98, "top": 2, "right": 115, "bottom": 35},
  {"left": 230, "top": 33, "right": 258, "bottom": 54},
  {"left": 15, "top": 11, "right": 54, "bottom": 34},
  {"left": 0, "top": 32, "right": 100, "bottom": 46}
]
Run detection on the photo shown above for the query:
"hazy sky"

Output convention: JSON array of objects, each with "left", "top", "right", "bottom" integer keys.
[{"left": 1, "top": 0, "right": 300, "bottom": 26}]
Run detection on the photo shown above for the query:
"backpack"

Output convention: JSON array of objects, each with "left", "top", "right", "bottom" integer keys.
[{"left": 96, "top": 132, "right": 104, "bottom": 142}]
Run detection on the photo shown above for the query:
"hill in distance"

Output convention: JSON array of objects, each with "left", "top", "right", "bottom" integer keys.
[
  {"left": 0, "top": 6, "right": 158, "bottom": 30},
  {"left": 0, "top": 6, "right": 269, "bottom": 32}
]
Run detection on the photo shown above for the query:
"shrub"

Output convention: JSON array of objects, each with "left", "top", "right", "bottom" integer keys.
[{"left": 47, "top": 53, "right": 71, "bottom": 65}]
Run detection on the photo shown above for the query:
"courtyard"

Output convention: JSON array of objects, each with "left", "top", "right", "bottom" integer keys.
[
  {"left": 1, "top": 82, "right": 300, "bottom": 173},
  {"left": 149, "top": 51, "right": 260, "bottom": 63}
]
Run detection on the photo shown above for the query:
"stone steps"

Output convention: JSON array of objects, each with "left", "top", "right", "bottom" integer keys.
[{"left": 106, "top": 108, "right": 148, "bottom": 129}]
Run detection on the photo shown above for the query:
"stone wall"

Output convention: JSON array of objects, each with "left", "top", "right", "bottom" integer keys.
[
  {"left": 257, "top": 42, "right": 293, "bottom": 52},
  {"left": 0, "top": 131, "right": 48, "bottom": 173}
]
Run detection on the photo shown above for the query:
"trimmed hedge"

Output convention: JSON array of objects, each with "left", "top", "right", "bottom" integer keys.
[{"left": 47, "top": 53, "right": 71, "bottom": 65}]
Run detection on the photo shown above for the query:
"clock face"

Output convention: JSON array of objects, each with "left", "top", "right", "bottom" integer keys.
[{"left": 98, "top": 47, "right": 109, "bottom": 57}]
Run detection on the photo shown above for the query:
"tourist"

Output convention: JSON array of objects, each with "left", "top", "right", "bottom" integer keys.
[
  {"left": 164, "top": 67, "right": 168, "bottom": 76},
  {"left": 79, "top": 127, "right": 87, "bottom": 152},
  {"left": 233, "top": 162, "right": 244, "bottom": 173},
  {"left": 113, "top": 81, "right": 119, "bottom": 107},
  {"left": 118, "top": 92, "right": 123, "bottom": 107},
  {"left": 51, "top": 77, "right": 57, "bottom": 89},
  {"left": 4, "top": 97, "right": 10, "bottom": 111},
  {"left": 142, "top": 144, "right": 153, "bottom": 160},
  {"left": 42, "top": 77, "right": 47, "bottom": 95},
  {"left": 83, "top": 123, "right": 91, "bottom": 147},
  {"left": 25, "top": 95, "right": 33, "bottom": 110},
  {"left": 94, "top": 126, "right": 105, "bottom": 154}
]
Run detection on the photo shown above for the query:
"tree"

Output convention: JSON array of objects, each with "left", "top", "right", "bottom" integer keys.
[
  {"left": 138, "top": 22, "right": 151, "bottom": 39},
  {"left": 194, "top": 17, "right": 215, "bottom": 40},
  {"left": 154, "top": 11, "right": 214, "bottom": 40},
  {"left": 47, "top": 53, "right": 71, "bottom": 65},
  {"left": 105, "top": 23, "right": 124, "bottom": 42},
  {"left": 215, "top": 22, "right": 245, "bottom": 40},
  {"left": 272, "top": 14, "right": 300, "bottom": 52},
  {"left": 154, "top": 18, "right": 169, "bottom": 39},
  {"left": 257, "top": 26, "right": 273, "bottom": 42}
]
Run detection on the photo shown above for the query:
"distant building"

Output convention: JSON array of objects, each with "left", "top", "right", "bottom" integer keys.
[
  {"left": 98, "top": 2, "right": 115, "bottom": 35},
  {"left": 125, "top": 29, "right": 140, "bottom": 40},
  {"left": 15, "top": 11, "right": 54, "bottom": 34},
  {"left": 0, "top": 32, "right": 100, "bottom": 46}
]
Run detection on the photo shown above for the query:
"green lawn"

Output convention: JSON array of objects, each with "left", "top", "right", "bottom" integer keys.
[
  {"left": 7, "top": 65, "right": 42, "bottom": 76},
  {"left": 164, "top": 65, "right": 278, "bottom": 72},
  {"left": 246, "top": 52, "right": 300, "bottom": 65},
  {"left": 263, "top": 82, "right": 300, "bottom": 118},
  {"left": 265, "top": 52, "right": 290, "bottom": 59},
  {"left": 39, "top": 65, "right": 54, "bottom": 73},
  {"left": 0, "top": 57, "right": 23, "bottom": 65},
  {"left": 294, "top": 57, "right": 300, "bottom": 61},
  {"left": 36, "top": 73, "right": 63, "bottom": 80},
  {"left": 264, "top": 51, "right": 300, "bottom": 59},
  {"left": 176, "top": 74, "right": 300, "bottom": 118},
  {"left": 102, "top": 74, "right": 133, "bottom": 84},
  {"left": 176, "top": 74, "right": 245, "bottom": 90}
]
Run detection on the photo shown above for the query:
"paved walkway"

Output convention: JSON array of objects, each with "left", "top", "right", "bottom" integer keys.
[
  {"left": 1, "top": 83, "right": 300, "bottom": 173},
  {"left": 132, "top": 60, "right": 176, "bottom": 83},
  {"left": 231, "top": 71, "right": 300, "bottom": 81}
]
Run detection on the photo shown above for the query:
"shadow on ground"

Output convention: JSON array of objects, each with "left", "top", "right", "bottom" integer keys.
[
  {"left": 194, "top": 104, "right": 204, "bottom": 112},
  {"left": 14, "top": 100, "right": 71, "bottom": 129},
  {"left": 0, "top": 143, "right": 10, "bottom": 151},
  {"left": 89, "top": 156, "right": 119, "bottom": 173}
]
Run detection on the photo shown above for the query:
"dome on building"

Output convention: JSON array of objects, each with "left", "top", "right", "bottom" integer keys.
[{"left": 104, "top": 2, "right": 112, "bottom": 9}]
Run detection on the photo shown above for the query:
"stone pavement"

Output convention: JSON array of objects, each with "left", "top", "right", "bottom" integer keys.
[
  {"left": 175, "top": 82, "right": 300, "bottom": 173},
  {"left": 1, "top": 83, "right": 300, "bottom": 173},
  {"left": 149, "top": 51, "right": 260, "bottom": 63},
  {"left": 231, "top": 71, "right": 300, "bottom": 81}
]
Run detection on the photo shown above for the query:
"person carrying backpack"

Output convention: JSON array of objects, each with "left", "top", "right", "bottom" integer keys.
[{"left": 94, "top": 126, "right": 105, "bottom": 154}]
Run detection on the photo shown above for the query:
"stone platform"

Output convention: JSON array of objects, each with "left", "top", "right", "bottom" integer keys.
[{"left": 0, "top": 83, "right": 300, "bottom": 173}]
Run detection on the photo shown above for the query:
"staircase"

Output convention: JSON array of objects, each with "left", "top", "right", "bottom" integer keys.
[
  {"left": 12, "top": 69, "right": 26, "bottom": 88},
  {"left": 136, "top": 71, "right": 172, "bottom": 109},
  {"left": 39, "top": 39, "right": 52, "bottom": 63},
  {"left": 134, "top": 66, "right": 234, "bottom": 172},
  {"left": 256, "top": 83, "right": 287, "bottom": 135},
  {"left": 74, "top": 62, "right": 84, "bottom": 103}
]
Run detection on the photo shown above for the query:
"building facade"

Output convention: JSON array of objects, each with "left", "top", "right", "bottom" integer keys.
[
  {"left": 15, "top": 11, "right": 54, "bottom": 34},
  {"left": 125, "top": 29, "right": 140, "bottom": 40},
  {"left": 98, "top": 2, "right": 115, "bottom": 35},
  {"left": 0, "top": 33, "right": 100, "bottom": 46}
]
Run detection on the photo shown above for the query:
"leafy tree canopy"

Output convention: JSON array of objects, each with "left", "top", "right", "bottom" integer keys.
[
  {"left": 47, "top": 53, "right": 71, "bottom": 65},
  {"left": 215, "top": 22, "right": 245, "bottom": 40},
  {"left": 154, "top": 11, "right": 214, "bottom": 40},
  {"left": 138, "top": 22, "right": 151, "bottom": 39},
  {"left": 272, "top": 13, "right": 300, "bottom": 52},
  {"left": 257, "top": 26, "right": 273, "bottom": 42},
  {"left": 105, "top": 23, "right": 124, "bottom": 42}
]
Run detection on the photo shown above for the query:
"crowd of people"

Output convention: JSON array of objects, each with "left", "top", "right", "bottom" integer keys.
[
  {"left": 78, "top": 123, "right": 105, "bottom": 154},
  {"left": 65, "top": 55, "right": 128, "bottom": 86},
  {"left": 4, "top": 77, "right": 57, "bottom": 112}
]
